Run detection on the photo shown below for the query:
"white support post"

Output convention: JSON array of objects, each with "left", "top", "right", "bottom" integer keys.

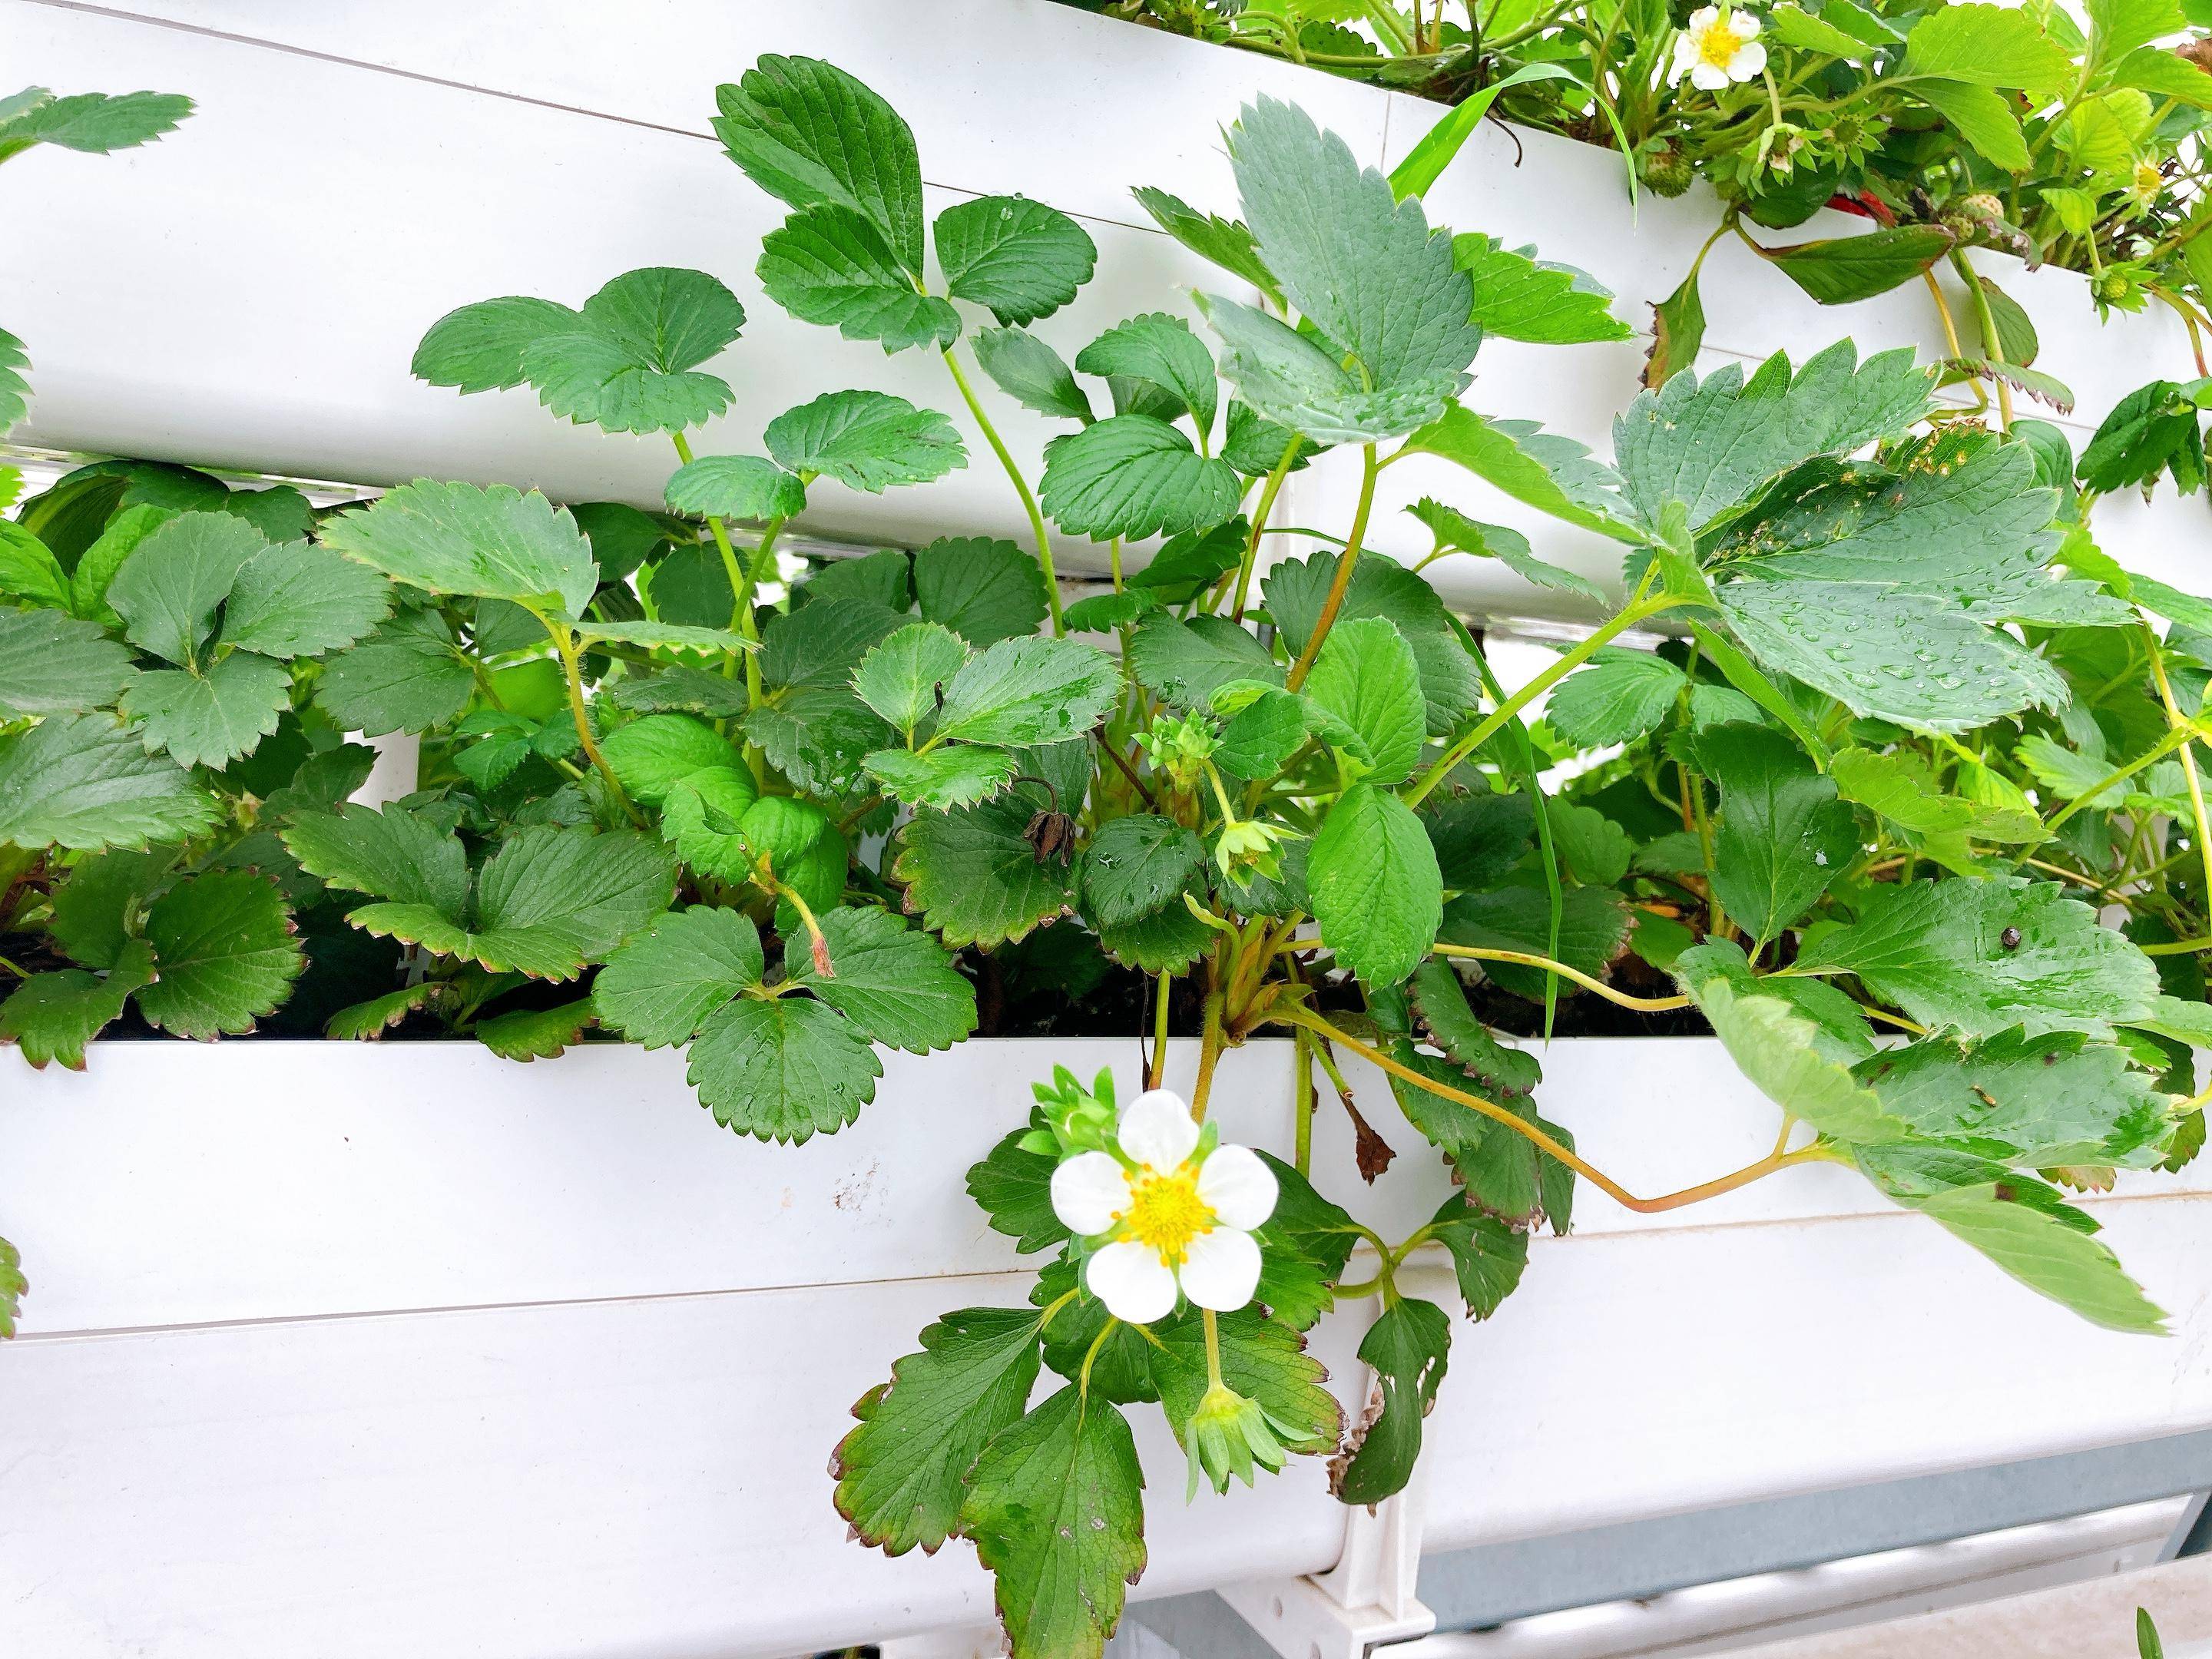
[{"left": 1216, "top": 1268, "right": 1449, "bottom": 1658}]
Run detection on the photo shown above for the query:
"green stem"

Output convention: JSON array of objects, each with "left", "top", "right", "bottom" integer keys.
[
  {"left": 1403, "top": 589, "right": 1678, "bottom": 807},
  {"left": 1284, "top": 443, "right": 1379, "bottom": 691},
  {"left": 2044, "top": 724, "right": 2198, "bottom": 833},
  {"left": 1293, "top": 1025, "right": 1315, "bottom": 1177},
  {"left": 943, "top": 345, "right": 1063, "bottom": 634},
  {"left": 546, "top": 618, "right": 644, "bottom": 827},
  {"left": 1232, "top": 439, "right": 1300, "bottom": 623}
]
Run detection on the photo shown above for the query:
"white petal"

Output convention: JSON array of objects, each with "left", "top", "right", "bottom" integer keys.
[
  {"left": 1051, "top": 1151, "right": 1130, "bottom": 1237},
  {"left": 1088, "top": 1239, "right": 1180, "bottom": 1324},
  {"left": 1197, "top": 1144, "right": 1279, "bottom": 1231},
  {"left": 1671, "top": 36, "right": 1698, "bottom": 68},
  {"left": 1732, "top": 11, "right": 1762, "bottom": 36},
  {"left": 1687, "top": 6, "right": 1720, "bottom": 28},
  {"left": 1177, "top": 1228, "right": 1263, "bottom": 1313},
  {"left": 1730, "top": 41, "right": 1767, "bottom": 77},
  {"left": 1119, "top": 1088, "right": 1200, "bottom": 1171},
  {"left": 1690, "top": 61, "right": 1730, "bottom": 88}
]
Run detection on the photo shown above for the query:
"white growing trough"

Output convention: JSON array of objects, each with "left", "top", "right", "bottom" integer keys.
[{"left": 5, "top": 2, "right": 2212, "bottom": 1657}]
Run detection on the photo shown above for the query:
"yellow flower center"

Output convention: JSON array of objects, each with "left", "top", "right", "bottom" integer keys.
[
  {"left": 1121, "top": 1167, "right": 1214, "bottom": 1263},
  {"left": 1699, "top": 18, "right": 1741, "bottom": 69},
  {"left": 2137, "top": 161, "right": 2163, "bottom": 194}
]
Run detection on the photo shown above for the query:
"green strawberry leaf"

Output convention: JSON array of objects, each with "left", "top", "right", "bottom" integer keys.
[
  {"left": 592, "top": 906, "right": 765, "bottom": 1048},
  {"left": 833, "top": 1306, "right": 1044, "bottom": 1556},
  {"left": 687, "top": 992, "right": 882, "bottom": 1142},
  {"left": 759, "top": 205, "right": 962, "bottom": 351},
  {"left": 135, "top": 873, "right": 303, "bottom": 1039},
  {"left": 936, "top": 196, "right": 1096, "bottom": 326},
  {"left": 1453, "top": 233, "right": 1631, "bottom": 344},
  {"left": 973, "top": 326, "right": 1094, "bottom": 424},
  {"left": 962, "top": 1386, "right": 1147, "bottom": 1659},
  {"left": 411, "top": 295, "right": 582, "bottom": 393},
  {"left": 0, "top": 937, "right": 156, "bottom": 1068},
  {"left": 0, "top": 714, "right": 217, "bottom": 851},
  {"left": 105, "top": 511, "right": 267, "bottom": 666},
  {"left": 313, "top": 608, "right": 475, "bottom": 737},
  {"left": 320, "top": 480, "right": 598, "bottom": 618},
  {"left": 864, "top": 744, "right": 1016, "bottom": 810},
  {"left": 121, "top": 652, "right": 293, "bottom": 770},
  {"left": 218, "top": 538, "right": 392, "bottom": 659},
  {"left": 1075, "top": 313, "right": 1217, "bottom": 432},
  {"left": 518, "top": 268, "right": 743, "bottom": 434},
  {"left": 895, "top": 794, "right": 1080, "bottom": 948},
  {"left": 935, "top": 635, "right": 1121, "bottom": 747},
  {"left": 855, "top": 621, "right": 971, "bottom": 736},
  {"left": 474, "top": 999, "right": 596, "bottom": 1061},
  {"left": 1332, "top": 1296, "right": 1450, "bottom": 1505},
  {"left": 1303, "top": 616, "right": 1426, "bottom": 785},
  {"left": 1310, "top": 782, "right": 1443, "bottom": 988},
  {"left": 1082, "top": 814, "right": 1207, "bottom": 928},
  {"left": 1039, "top": 414, "right": 1241, "bottom": 541},
  {"left": 912, "top": 536, "right": 1049, "bottom": 647},
  {"left": 765, "top": 390, "right": 967, "bottom": 492},
  {"left": 664, "top": 454, "right": 808, "bottom": 522},
  {"left": 0, "top": 608, "right": 136, "bottom": 717},
  {"left": 786, "top": 903, "right": 978, "bottom": 1051}
]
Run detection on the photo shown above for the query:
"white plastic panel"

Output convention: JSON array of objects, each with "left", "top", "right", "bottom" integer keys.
[{"left": 10, "top": 0, "right": 2202, "bottom": 621}]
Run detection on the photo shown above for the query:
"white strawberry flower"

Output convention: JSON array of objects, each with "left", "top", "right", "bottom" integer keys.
[
  {"left": 1049, "top": 1088, "right": 1279, "bottom": 1325},
  {"left": 1672, "top": 6, "right": 1767, "bottom": 90}
]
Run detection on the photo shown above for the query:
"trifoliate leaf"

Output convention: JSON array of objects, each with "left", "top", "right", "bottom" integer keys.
[
  {"left": 759, "top": 204, "right": 962, "bottom": 351},
  {"left": 1075, "top": 313, "right": 1217, "bottom": 432},
  {"left": 912, "top": 535, "right": 1049, "bottom": 647},
  {"left": 1857, "top": 1031, "right": 2173, "bottom": 1167},
  {"left": 1127, "top": 615, "right": 1281, "bottom": 710},
  {"left": 935, "top": 634, "right": 1121, "bottom": 746},
  {"left": 1195, "top": 292, "right": 1452, "bottom": 444},
  {"left": 1546, "top": 650, "right": 1684, "bottom": 747},
  {"left": 834, "top": 1306, "right": 1045, "bottom": 1557},
  {"left": 515, "top": 268, "right": 743, "bottom": 434},
  {"left": 217, "top": 538, "right": 392, "bottom": 659},
  {"left": 1797, "top": 877, "right": 2159, "bottom": 1040},
  {"left": 105, "top": 511, "right": 265, "bottom": 665},
  {"left": 1263, "top": 551, "right": 1481, "bottom": 737},
  {"left": 1082, "top": 814, "right": 1206, "bottom": 928},
  {"left": 962, "top": 1387, "right": 1146, "bottom": 1659},
  {"left": 895, "top": 794, "right": 1078, "bottom": 947},
  {"left": 1131, "top": 184, "right": 1283, "bottom": 303},
  {"left": 854, "top": 621, "right": 970, "bottom": 735},
  {"left": 0, "top": 939, "right": 155, "bottom": 1068},
  {"left": 0, "top": 714, "right": 216, "bottom": 851},
  {"left": 475, "top": 999, "right": 595, "bottom": 1061},
  {"left": 1677, "top": 958, "right": 1911, "bottom": 1144},
  {"left": 1901, "top": 2, "right": 2075, "bottom": 92},
  {"left": 765, "top": 389, "right": 967, "bottom": 492},
  {"left": 320, "top": 480, "right": 598, "bottom": 618},
  {"left": 1333, "top": 1296, "right": 1449, "bottom": 1505},
  {"left": 936, "top": 195, "right": 1096, "bottom": 326},
  {"left": 1303, "top": 617, "right": 1426, "bottom": 784},
  {"left": 714, "top": 55, "right": 927, "bottom": 273},
  {"left": 592, "top": 906, "right": 764, "bottom": 1048},
  {"left": 1406, "top": 497, "right": 1602, "bottom": 601},
  {"left": 340, "top": 825, "right": 674, "bottom": 980},
  {"left": 1040, "top": 414, "right": 1240, "bottom": 541},
  {"left": 1426, "top": 1194, "right": 1531, "bottom": 1319},
  {"left": 1690, "top": 721, "right": 1857, "bottom": 943},
  {"left": 1310, "top": 783, "right": 1443, "bottom": 988},
  {"left": 786, "top": 904, "right": 978, "bottom": 1051},
  {"left": 121, "top": 653, "right": 293, "bottom": 770},
  {"left": 687, "top": 992, "right": 882, "bottom": 1142},
  {"left": 412, "top": 295, "right": 582, "bottom": 393},
  {"left": 665, "top": 455, "right": 807, "bottom": 522},
  {"left": 1453, "top": 234, "right": 1631, "bottom": 344},
  {"left": 134, "top": 872, "right": 302, "bottom": 1038},
  {"left": 313, "top": 608, "right": 475, "bottom": 737},
  {"left": 972, "top": 326, "right": 1094, "bottom": 423},
  {"left": 1229, "top": 98, "right": 1481, "bottom": 392},
  {"left": 864, "top": 745, "right": 1015, "bottom": 810},
  {"left": 0, "top": 608, "right": 134, "bottom": 717},
  {"left": 1614, "top": 343, "right": 1934, "bottom": 532}
]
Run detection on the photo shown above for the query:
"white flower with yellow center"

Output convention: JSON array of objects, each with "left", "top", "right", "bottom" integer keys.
[
  {"left": 1050, "top": 1088, "right": 1278, "bottom": 1324},
  {"left": 1672, "top": 6, "right": 1767, "bottom": 90}
]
